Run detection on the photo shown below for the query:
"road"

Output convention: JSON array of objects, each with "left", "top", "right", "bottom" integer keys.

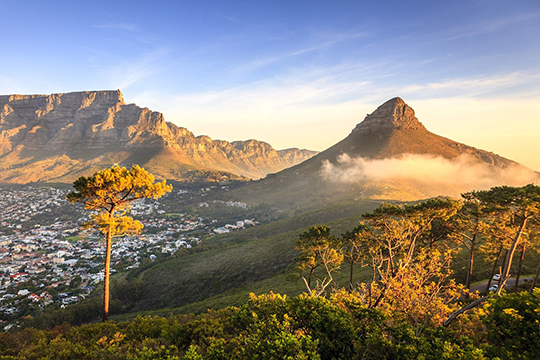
[{"left": 470, "top": 277, "right": 534, "bottom": 292}]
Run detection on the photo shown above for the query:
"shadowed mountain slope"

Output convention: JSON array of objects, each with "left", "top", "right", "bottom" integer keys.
[
  {"left": 227, "top": 97, "right": 538, "bottom": 208},
  {"left": 0, "top": 90, "right": 317, "bottom": 183}
]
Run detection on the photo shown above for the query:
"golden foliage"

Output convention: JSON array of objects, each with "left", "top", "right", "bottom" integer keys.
[{"left": 67, "top": 165, "right": 172, "bottom": 239}]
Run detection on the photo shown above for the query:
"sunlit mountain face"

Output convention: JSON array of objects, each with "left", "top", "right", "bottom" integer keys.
[{"left": 0, "top": 90, "right": 317, "bottom": 183}]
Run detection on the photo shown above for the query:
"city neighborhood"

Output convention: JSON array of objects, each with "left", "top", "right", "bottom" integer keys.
[{"left": 0, "top": 185, "right": 256, "bottom": 328}]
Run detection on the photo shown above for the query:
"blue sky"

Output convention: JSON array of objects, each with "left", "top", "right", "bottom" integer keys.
[{"left": 2, "top": 0, "right": 540, "bottom": 170}]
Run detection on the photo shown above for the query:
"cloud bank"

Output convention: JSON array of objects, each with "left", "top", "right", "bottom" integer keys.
[{"left": 321, "top": 154, "right": 539, "bottom": 190}]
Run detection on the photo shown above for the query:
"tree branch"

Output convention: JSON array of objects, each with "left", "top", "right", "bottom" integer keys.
[{"left": 442, "top": 296, "right": 489, "bottom": 327}]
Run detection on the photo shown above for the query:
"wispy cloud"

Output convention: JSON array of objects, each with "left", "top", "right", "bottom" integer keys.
[
  {"left": 93, "top": 21, "right": 138, "bottom": 32},
  {"left": 396, "top": 72, "right": 540, "bottom": 99},
  {"left": 443, "top": 12, "right": 540, "bottom": 41},
  {"left": 235, "top": 30, "right": 367, "bottom": 73},
  {"left": 163, "top": 68, "right": 539, "bottom": 115},
  {"left": 214, "top": 12, "right": 245, "bottom": 24},
  {"left": 105, "top": 48, "right": 170, "bottom": 90}
]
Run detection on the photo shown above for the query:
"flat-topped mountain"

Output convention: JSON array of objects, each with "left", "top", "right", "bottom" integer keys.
[
  {"left": 230, "top": 97, "right": 538, "bottom": 207},
  {"left": 0, "top": 90, "right": 317, "bottom": 183}
]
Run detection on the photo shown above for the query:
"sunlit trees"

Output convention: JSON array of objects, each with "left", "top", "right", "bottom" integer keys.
[
  {"left": 478, "top": 213, "right": 515, "bottom": 292},
  {"left": 449, "top": 193, "right": 489, "bottom": 290},
  {"left": 67, "top": 165, "right": 172, "bottom": 321},
  {"left": 341, "top": 224, "right": 372, "bottom": 292},
  {"left": 444, "top": 184, "right": 540, "bottom": 326},
  {"left": 358, "top": 199, "right": 460, "bottom": 309},
  {"left": 357, "top": 248, "right": 463, "bottom": 335},
  {"left": 295, "top": 225, "right": 343, "bottom": 296},
  {"left": 468, "top": 184, "right": 540, "bottom": 294}
]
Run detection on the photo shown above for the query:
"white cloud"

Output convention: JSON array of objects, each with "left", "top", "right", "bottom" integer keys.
[
  {"left": 93, "top": 22, "right": 138, "bottom": 32},
  {"left": 442, "top": 12, "right": 540, "bottom": 41},
  {"left": 321, "top": 154, "right": 539, "bottom": 189},
  {"left": 235, "top": 30, "right": 368, "bottom": 73},
  {"left": 396, "top": 72, "right": 540, "bottom": 98}
]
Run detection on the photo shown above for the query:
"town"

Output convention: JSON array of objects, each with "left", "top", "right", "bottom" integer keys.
[{"left": 0, "top": 185, "right": 258, "bottom": 329}]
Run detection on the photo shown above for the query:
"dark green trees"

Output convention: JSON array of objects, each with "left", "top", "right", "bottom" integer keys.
[{"left": 466, "top": 184, "right": 540, "bottom": 293}]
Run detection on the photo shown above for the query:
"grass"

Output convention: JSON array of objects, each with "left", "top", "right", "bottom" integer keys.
[
  {"left": 111, "top": 199, "right": 380, "bottom": 316},
  {"left": 112, "top": 258, "right": 374, "bottom": 321},
  {"left": 64, "top": 236, "right": 80, "bottom": 243}
]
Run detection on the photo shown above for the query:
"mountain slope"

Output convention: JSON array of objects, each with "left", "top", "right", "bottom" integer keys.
[
  {"left": 0, "top": 90, "right": 317, "bottom": 183},
  {"left": 105, "top": 98, "right": 538, "bottom": 319},
  {"left": 226, "top": 97, "right": 538, "bottom": 208}
]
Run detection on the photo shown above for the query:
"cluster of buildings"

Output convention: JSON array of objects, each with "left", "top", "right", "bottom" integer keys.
[
  {"left": 213, "top": 219, "right": 257, "bottom": 234},
  {"left": 0, "top": 185, "right": 256, "bottom": 326},
  {"left": 212, "top": 200, "right": 248, "bottom": 208},
  {"left": 0, "top": 187, "right": 65, "bottom": 230}
]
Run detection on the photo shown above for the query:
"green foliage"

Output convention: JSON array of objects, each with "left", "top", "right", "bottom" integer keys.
[
  {"left": 67, "top": 164, "right": 172, "bottom": 321},
  {"left": 481, "top": 290, "right": 540, "bottom": 359},
  {"left": 111, "top": 278, "right": 145, "bottom": 310},
  {"left": 0, "top": 292, "right": 494, "bottom": 359},
  {"left": 67, "top": 164, "right": 172, "bottom": 237}
]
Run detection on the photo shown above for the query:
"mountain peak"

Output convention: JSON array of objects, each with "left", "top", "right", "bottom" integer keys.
[{"left": 352, "top": 97, "right": 426, "bottom": 134}]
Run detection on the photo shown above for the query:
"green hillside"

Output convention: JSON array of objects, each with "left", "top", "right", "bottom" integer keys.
[{"left": 118, "top": 198, "right": 381, "bottom": 314}]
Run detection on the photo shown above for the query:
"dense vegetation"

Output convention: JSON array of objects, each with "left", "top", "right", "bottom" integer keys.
[
  {"left": 4, "top": 184, "right": 540, "bottom": 358},
  {"left": 1, "top": 290, "right": 539, "bottom": 359}
]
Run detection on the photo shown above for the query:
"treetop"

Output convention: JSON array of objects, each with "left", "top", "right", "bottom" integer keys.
[{"left": 66, "top": 165, "right": 172, "bottom": 213}]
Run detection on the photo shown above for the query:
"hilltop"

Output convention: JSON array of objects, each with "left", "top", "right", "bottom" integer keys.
[{"left": 226, "top": 97, "right": 539, "bottom": 210}]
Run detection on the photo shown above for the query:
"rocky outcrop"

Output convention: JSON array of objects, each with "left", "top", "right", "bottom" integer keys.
[
  {"left": 0, "top": 90, "right": 126, "bottom": 152},
  {"left": 278, "top": 148, "right": 319, "bottom": 166},
  {"left": 351, "top": 97, "right": 426, "bottom": 134},
  {"left": 0, "top": 90, "right": 317, "bottom": 183},
  {"left": 322, "top": 97, "right": 520, "bottom": 168}
]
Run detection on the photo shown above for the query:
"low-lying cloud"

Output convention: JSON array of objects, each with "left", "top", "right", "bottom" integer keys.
[{"left": 321, "top": 153, "right": 539, "bottom": 189}]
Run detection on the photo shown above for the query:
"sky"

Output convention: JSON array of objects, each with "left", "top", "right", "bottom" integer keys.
[{"left": 1, "top": 0, "right": 539, "bottom": 170}]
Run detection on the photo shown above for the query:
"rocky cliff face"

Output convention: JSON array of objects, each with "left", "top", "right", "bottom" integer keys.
[
  {"left": 0, "top": 90, "right": 317, "bottom": 183},
  {"left": 322, "top": 96, "right": 520, "bottom": 168},
  {"left": 351, "top": 97, "right": 426, "bottom": 134}
]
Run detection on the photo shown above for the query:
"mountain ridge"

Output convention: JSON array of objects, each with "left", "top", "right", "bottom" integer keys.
[{"left": 0, "top": 90, "right": 318, "bottom": 183}]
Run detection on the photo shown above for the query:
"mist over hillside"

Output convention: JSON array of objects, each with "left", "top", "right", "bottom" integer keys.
[{"left": 227, "top": 97, "right": 539, "bottom": 206}]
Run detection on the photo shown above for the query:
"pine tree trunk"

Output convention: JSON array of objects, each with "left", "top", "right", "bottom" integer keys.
[
  {"left": 349, "top": 262, "right": 354, "bottom": 292},
  {"left": 498, "top": 217, "right": 529, "bottom": 295},
  {"left": 103, "top": 225, "right": 112, "bottom": 322},
  {"left": 308, "top": 267, "right": 314, "bottom": 289},
  {"left": 497, "top": 250, "right": 508, "bottom": 287},
  {"left": 466, "top": 234, "right": 476, "bottom": 290},
  {"left": 514, "top": 244, "right": 526, "bottom": 291}
]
